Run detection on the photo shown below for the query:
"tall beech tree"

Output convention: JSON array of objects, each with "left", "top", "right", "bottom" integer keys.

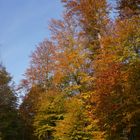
[
  {"left": 91, "top": 13, "right": 140, "bottom": 140},
  {"left": 49, "top": 15, "right": 93, "bottom": 95},
  {"left": 62, "top": 0, "right": 109, "bottom": 56},
  {"left": 25, "top": 40, "right": 55, "bottom": 89}
]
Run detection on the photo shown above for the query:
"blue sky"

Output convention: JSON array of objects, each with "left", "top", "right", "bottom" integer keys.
[{"left": 0, "top": 0, "right": 63, "bottom": 84}]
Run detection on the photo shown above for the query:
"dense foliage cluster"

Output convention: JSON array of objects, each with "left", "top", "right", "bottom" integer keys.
[
  {"left": 1, "top": 0, "right": 140, "bottom": 139},
  {"left": 0, "top": 65, "right": 23, "bottom": 140}
]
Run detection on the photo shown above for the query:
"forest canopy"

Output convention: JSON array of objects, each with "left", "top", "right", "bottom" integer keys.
[{"left": 0, "top": 0, "right": 140, "bottom": 140}]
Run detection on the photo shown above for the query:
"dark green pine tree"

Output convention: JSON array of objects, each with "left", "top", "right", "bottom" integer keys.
[{"left": 0, "top": 64, "right": 23, "bottom": 140}]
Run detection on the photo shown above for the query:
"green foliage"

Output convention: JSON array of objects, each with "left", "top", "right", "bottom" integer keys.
[
  {"left": 54, "top": 96, "right": 94, "bottom": 140},
  {"left": 0, "top": 65, "right": 16, "bottom": 108},
  {"left": 0, "top": 65, "right": 23, "bottom": 140},
  {"left": 33, "top": 90, "right": 66, "bottom": 140}
]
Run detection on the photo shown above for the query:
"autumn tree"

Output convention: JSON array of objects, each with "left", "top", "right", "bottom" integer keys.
[
  {"left": 62, "top": 0, "right": 109, "bottom": 57},
  {"left": 49, "top": 14, "right": 93, "bottom": 95},
  {"left": 116, "top": 0, "right": 140, "bottom": 18},
  {"left": 25, "top": 40, "right": 55, "bottom": 89},
  {"left": 91, "top": 12, "right": 140, "bottom": 139},
  {"left": 19, "top": 0, "right": 140, "bottom": 140},
  {"left": 54, "top": 95, "right": 95, "bottom": 140},
  {"left": 20, "top": 85, "right": 45, "bottom": 140},
  {"left": 33, "top": 89, "right": 66, "bottom": 140}
]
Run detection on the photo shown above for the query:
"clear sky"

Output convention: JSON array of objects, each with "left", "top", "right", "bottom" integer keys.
[{"left": 0, "top": 0, "right": 63, "bottom": 84}]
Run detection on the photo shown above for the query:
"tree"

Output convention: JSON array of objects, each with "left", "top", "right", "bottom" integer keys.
[
  {"left": 116, "top": 0, "right": 140, "bottom": 18},
  {"left": 49, "top": 14, "right": 92, "bottom": 95},
  {"left": 54, "top": 95, "right": 95, "bottom": 140},
  {"left": 33, "top": 89, "right": 66, "bottom": 140},
  {"left": 62, "top": 0, "right": 109, "bottom": 56},
  {"left": 25, "top": 40, "right": 55, "bottom": 89},
  {"left": 0, "top": 64, "right": 22, "bottom": 140},
  {"left": 90, "top": 15, "right": 140, "bottom": 139},
  {"left": 20, "top": 85, "right": 44, "bottom": 140},
  {"left": 19, "top": 0, "right": 140, "bottom": 139}
]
